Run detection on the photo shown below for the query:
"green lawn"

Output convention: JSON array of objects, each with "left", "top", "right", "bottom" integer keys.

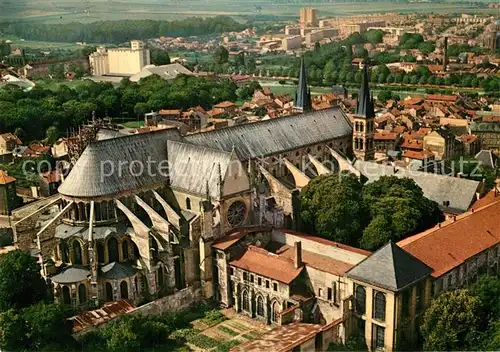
[{"left": 120, "top": 121, "right": 144, "bottom": 129}]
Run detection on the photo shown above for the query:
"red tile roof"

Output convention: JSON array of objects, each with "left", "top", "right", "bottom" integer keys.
[
  {"left": 276, "top": 244, "right": 354, "bottom": 276},
  {"left": 0, "top": 170, "right": 16, "bottom": 184},
  {"left": 375, "top": 132, "right": 398, "bottom": 140},
  {"left": 214, "top": 101, "right": 235, "bottom": 109},
  {"left": 403, "top": 150, "right": 434, "bottom": 160},
  {"left": 402, "top": 97, "right": 423, "bottom": 106},
  {"left": 42, "top": 170, "right": 61, "bottom": 184},
  {"left": 229, "top": 245, "right": 303, "bottom": 284},
  {"left": 398, "top": 198, "right": 500, "bottom": 278},
  {"left": 470, "top": 189, "right": 500, "bottom": 211},
  {"left": 280, "top": 229, "right": 371, "bottom": 256},
  {"left": 401, "top": 138, "right": 423, "bottom": 150},
  {"left": 159, "top": 109, "right": 181, "bottom": 115},
  {"left": 427, "top": 94, "right": 458, "bottom": 103}
]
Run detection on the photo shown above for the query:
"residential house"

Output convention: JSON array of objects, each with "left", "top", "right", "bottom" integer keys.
[{"left": 423, "top": 127, "right": 457, "bottom": 160}]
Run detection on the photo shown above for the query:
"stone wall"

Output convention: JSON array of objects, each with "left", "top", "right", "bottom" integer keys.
[{"left": 130, "top": 285, "right": 202, "bottom": 317}]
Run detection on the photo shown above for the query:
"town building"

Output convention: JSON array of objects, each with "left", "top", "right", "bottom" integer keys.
[
  {"left": 300, "top": 8, "right": 318, "bottom": 27},
  {"left": 89, "top": 41, "right": 150, "bottom": 76}
]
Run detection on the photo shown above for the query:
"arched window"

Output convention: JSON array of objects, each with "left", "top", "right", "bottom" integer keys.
[
  {"left": 271, "top": 301, "right": 280, "bottom": 322},
  {"left": 60, "top": 242, "right": 69, "bottom": 263},
  {"left": 186, "top": 197, "right": 191, "bottom": 210},
  {"left": 120, "top": 281, "right": 128, "bottom": 299},
  {"left": 355, "top": 285, "right": 366, "bottom": 314},
  {"left": 78, "top": 284, "right": 87, "bottom": 304},
  {"left": 256, "top": 296, "right": 264, "bottom": 317},
  {"left": 374, "top": 292, "right": 386, "bottom": 321},
  {"left": 242, "top": 290, "right": 249, "bottom": 311},
  {"left": 132, "top": 241, "right": 140, "bottom": 259},
  {"left": 121, "top": 240, "right": 129, "bottom": 261},
  {"left": 97, "top": 242, "right": 105, "bottom": 264},
  {"left": 62, "top": 286, "right": 71, "bottom": 305},
  {"left": 157, "top": 266, "right": 164, "bottom": 288},
  {"left": 73, "top": 241, "right": 83, "bottom": 265},
  {"left": 105, "top": 282, "right": 113, "bottom": 302},
  {"left": 108, "top": 237, "right": 119, "bottom": 263}
]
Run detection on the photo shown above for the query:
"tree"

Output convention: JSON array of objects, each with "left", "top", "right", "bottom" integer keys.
[
  {"left": 360, "top": 176, "right": 443, "bottom": 250},
  {"left": 363, "top": 29, "right": 384, "bottom": 45},
  {"left": 421, "top": 290, "right": 481, "bottom": 351},
  {"left": 300, "top": 173, "right": 369, "bottom": 246},
  {"left": 0, "top": 309, "right": 26, "bottom": 350},
  {"left": 45, "top": 126, "right": 60, "bottom": 145},
  {"left": 418, "top": 41, "right": 436, "bottom": 55},
  {"left": 0, "top": 250, "right": 46, "bottom": 311},
  {"left": 471, "top": 275, "right": 500, "bottom": 326},
  {"left": 22, "top": 302, "right": 72, "bottom": 350},
  {"left": 150, "top": 48, "right": 171, "bottom": 65},
  {"left": 213, "top": 46, "right": 229, "bottom": 65}
]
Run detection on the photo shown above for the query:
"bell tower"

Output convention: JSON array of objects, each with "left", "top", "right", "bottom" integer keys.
[
  {"left": 353, "top": 64, "right": 375, "bottom": 161},
  {"left": 294, "top": 56, "right": 312, "bottom": 113}
]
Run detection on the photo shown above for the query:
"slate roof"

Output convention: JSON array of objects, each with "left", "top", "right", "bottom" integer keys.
[
  {"left": 355, "top": 64, "right": 375, "bottom": 119},
  {"left": 295, "top": 57, "right": 312, "bottom": 111},
  {"left": 55, "top": 222, "right": 132, "bottom": 240},
  {"left": 51, "top": 266, "right": 91, "bottom": 284},
  {"left": 184, "top": 108, "right": 352, "bottom": 161},
  {"left": 167, "top": 140, "right": 234, "bottom": 200},
  {"left": 58, "top": 129, "right": 181, "bottom": 198},
  {"left": 101, "top": 262, "right": 137, "bottom": 280},
  {"left": 345, "top": 242, "right": 432, "bottom": 292},
  {"left": 353, "top": 160, "right": 480, "bottom": 213},
  {"left": 475, "top": 150, "right": 499, "bottom": 169}
]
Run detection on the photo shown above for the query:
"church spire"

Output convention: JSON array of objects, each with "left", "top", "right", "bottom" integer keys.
[
  {"left": 356, "top": 63, "right": 375, "bottom": 119},
  {"left": 295, "top": 56, "right": 312, "bottom": 112}
]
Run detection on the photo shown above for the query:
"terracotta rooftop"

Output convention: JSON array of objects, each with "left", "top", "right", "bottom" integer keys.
[
  {"left": 231, "top": 322, "right": 340, "bottom": 352},
  {"left": 403, "top": 150, "right": 434, "bottom": 160},
  {"left": 402, "top": 97, "right": 423, "bottom": 106},
  {"left": 375, "top": 132, "right": 398, "bottom": 140},
  {"left": 159, "top": 109, "right": 181, "bottom": 115},
  {"left": 274, "top": 243, "right": 354, "bottom": 276},
  {"left": 229, "top": 245, "right": 303, "bottom": 284},
  {"left": 280, "top": 229, "right": 371, "bottom": 256},
  {"left": 42, "top": 170, "right": 61, "bottom": 184},
  {"left": 427, "top": 94, "right": 458, "bottom": 103},
  {"left": 459, "top": 134, "right": 478, "bottom": 144},
  {"left": 470, "top": 188, "right": 500, "bottom": 211},
  {"left": 214, "top": 101, "right": 235, "bottom": 108},
  {"left": 398, "top": 198, "right": 500, "bottom": 278},
  {"left": 0, "top": 170, "right": 16, "bottom": 184},
  {"left": 69, "top": 299, "right": 135, "bottom": 333},
  {"left": 401, "top": 138, "right": 423, "bottom": 150}
]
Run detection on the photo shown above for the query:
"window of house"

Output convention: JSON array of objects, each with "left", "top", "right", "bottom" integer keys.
[
  {"left": 229, "top": 267, "right": 234, "bottom": 276},
  {"left": 373, "top": 324, "right": 385, "bottom": 350},
  {"left": 257, "top": 296, "right": 264, "bottom": 316},
  {"left": 242, "top": 290, "right": 249, "bottom": 311},
  {"left": 250, "top": 274, "right": 254, "bottom": 283},
  {"left": 258, "top": 277, "right": 262, "bottom": 286},
  {"left": 327, "top": 287, "right": 332, "bottom": 300},
  {"left": 318, "top": 288, "right": 323, "bottom": 297},
  {"left": 186, "top": 197, "right": 191, "bottom": 210},
  {"left": 243, "top": 272, "right": 248, "bottom": 281},
  {"left": 355, "top": 285, "right": 366, "bottom": 314},
  {"left": 416, "top": 281, "right": 425, "bottom": 313},
  {"left": 402, "top": 288, "right": 411, "bottom": 317},
  {"left": 266, "top": 280, "right": 270, "bottom": 289},
  {"left": 273, "top": 283, "right": 278, "bottom": 291},
  {"left": 373, "top": 292, "right": 386, "bottom": 322}
]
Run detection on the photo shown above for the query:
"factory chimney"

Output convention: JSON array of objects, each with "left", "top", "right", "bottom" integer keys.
[{"left": 443, "top": 37, "right": 448, "bottom": 72}]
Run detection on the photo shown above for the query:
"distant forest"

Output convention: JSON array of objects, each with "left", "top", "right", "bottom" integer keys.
[{"left": 0, "top": 16, "right": 246, "bottom": 43}]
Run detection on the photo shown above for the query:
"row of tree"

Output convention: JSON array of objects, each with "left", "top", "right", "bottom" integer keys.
[
  {"left": 300, "top": 174, "right": 444, "bottom": 251},
  {"left": 1, "top": 16, "right": 245, "bottom": 44},
  {"left": 0, "top": 74, "right": 261, "bottom": 142}
]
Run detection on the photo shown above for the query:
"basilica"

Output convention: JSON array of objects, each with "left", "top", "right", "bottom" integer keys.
[{"left": 12, "top": 63, "right": 499, "bottom": 352}]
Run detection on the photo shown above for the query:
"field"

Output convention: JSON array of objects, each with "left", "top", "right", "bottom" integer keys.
[{"left": 1, "top": 0, "right": 497, "bottom": 24}]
